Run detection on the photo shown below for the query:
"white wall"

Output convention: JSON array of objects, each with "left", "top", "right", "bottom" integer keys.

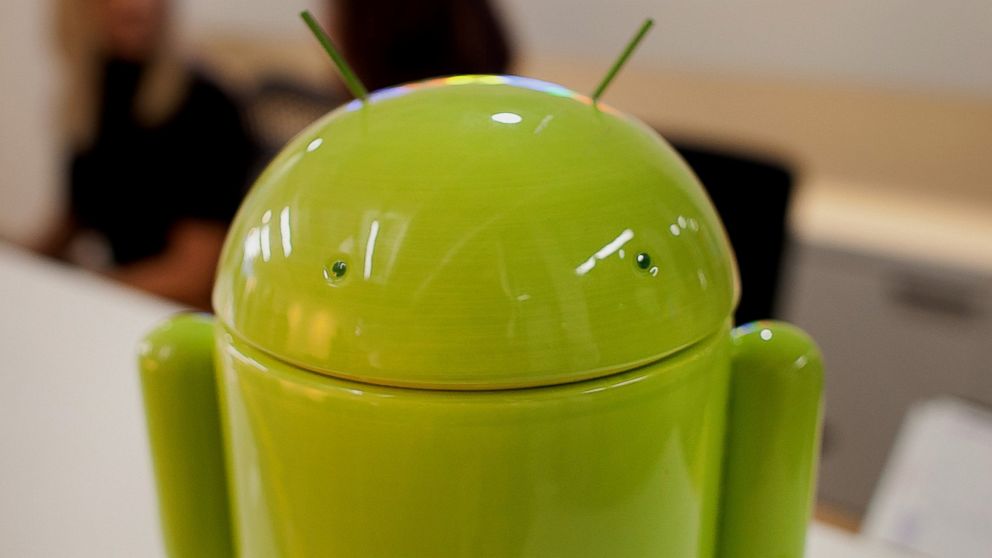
[
  {"left": 177, "top": 0, "right": 992, "bottom": 96},
  {"left": 177, "top": 0, "right": 319, "bottom": 38},
  {"left": 2, "top": 0, "right": 990, "bottom": 243},
  {"left": 0, "top": 0, "right": 59, "bottom": 243},
  {"left": 501, "top": 0, "right": 992, "bottom": 97}
]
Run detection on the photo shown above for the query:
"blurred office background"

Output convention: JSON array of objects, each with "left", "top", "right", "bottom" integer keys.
[{"left": 1, "top": 0, "right": 990, "bottom": 553}]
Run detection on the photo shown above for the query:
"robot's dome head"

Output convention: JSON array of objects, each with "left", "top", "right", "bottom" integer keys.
[{"left": 214, "top": 76, "right": 737, "bottom": 389}]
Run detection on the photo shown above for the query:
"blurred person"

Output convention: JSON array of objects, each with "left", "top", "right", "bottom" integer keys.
[
  {"left": 39, "top": 0, "right": 256, "bottom": 309},
  {"left": 330, "top": 0, "right": 513, "bottom": 92}
]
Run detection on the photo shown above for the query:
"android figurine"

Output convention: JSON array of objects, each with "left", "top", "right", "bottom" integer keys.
[{"left": 138, "top": 17, "right": 822, "bottom": 558}]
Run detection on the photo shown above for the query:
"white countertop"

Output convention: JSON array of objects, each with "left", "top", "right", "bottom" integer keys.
[
  {"left": 0, "top": 244, "right": 916, "bottom": 557},
  {"left": 0, "top": 244, "right": 178, "bottom": 557}
]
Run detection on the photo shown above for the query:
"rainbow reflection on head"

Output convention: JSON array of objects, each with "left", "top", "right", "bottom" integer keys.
[{"left": 342, "top": 75, "right": 619, "bottom": 115}]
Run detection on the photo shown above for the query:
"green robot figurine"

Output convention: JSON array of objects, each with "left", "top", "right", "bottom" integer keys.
[{"left": 139, "top": 16, "right": 822, "bottom": 558}]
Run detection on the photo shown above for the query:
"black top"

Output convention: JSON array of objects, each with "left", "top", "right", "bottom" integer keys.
[{"left": 70, "top": 59, "right": 256, "bottom": 265}]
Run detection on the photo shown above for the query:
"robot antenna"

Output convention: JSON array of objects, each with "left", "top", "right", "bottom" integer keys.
[
  {"left": 301, "top": 10, "right": 369, "bottom": 102},
  {"left": 591, "top": 18, "right": 655, "bottom": 103}
]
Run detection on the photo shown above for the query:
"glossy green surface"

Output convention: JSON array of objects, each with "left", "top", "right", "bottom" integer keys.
[
  {"left": 718, "top": 321, "right": 824, "bottom": 557},
  {"left": 139, "top": 316, "right": 822, "bottom": 557},
  {"left": 216, "top": 323, "right": 732, "bottom": 557},
  {"left": 138, "top": 314, "right": 232, "bottom": 558},
  {"left": 214, "top": 76, "right": 737, "bottom": 389},
  {"left": 139, "top": 74, "right": 824, "bottom": 558}
]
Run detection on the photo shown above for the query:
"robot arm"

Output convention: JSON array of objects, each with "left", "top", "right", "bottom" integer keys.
[
  {"left": 138, "top": 313, "right": 233, "bottom": 557},
  {"left": 717, "top": 321, "right": 824, "bottom": 558}
]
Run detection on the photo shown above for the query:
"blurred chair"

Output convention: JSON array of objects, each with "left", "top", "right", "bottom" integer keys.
[{"left": 670, "top": 139, "right": 795, "bottom": 325}]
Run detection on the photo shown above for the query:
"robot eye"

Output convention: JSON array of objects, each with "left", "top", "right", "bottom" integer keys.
[
  {"left": 323, "top": 259, "right": 348, "bottom": 283},
  {"left": 635, "top": 252, "right": 652, "bottom": 270}
]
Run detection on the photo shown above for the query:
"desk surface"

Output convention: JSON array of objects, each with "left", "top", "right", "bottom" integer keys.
[
  {"left": 0, "top": 244, "right": 915, "bottom": 557},
  {"left": 0, "top": 245, "right": 178, "bottom": 556}
]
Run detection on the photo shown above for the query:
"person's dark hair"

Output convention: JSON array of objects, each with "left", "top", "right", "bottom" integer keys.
[{"left": 334, "top": 0, "right": 513, "bottom": 92}]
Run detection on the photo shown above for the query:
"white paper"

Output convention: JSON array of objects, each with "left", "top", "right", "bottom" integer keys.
[{"left": 864, "top": 397, "right": 992, "bottom": 557}]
